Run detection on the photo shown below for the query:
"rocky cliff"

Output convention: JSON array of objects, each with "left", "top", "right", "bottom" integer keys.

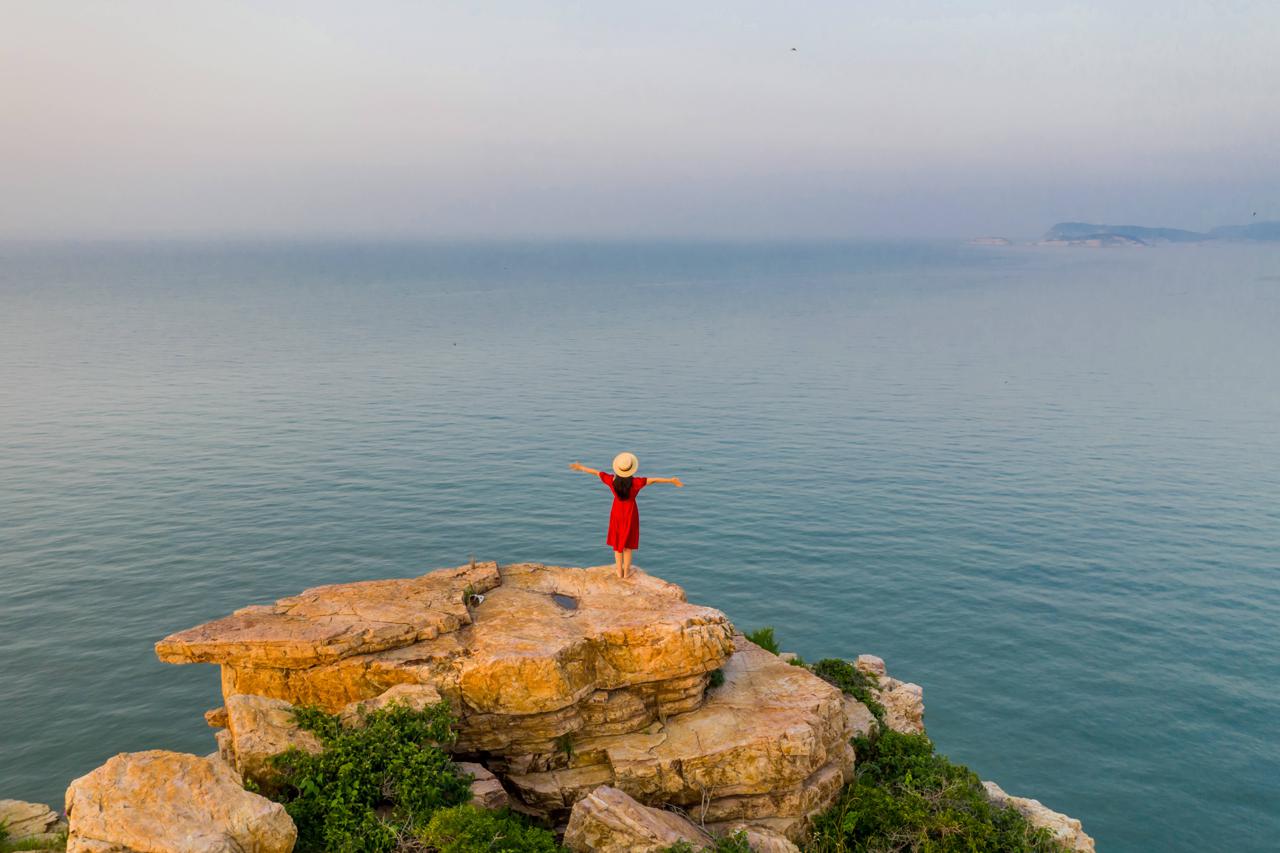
[{"left": 35, "top": 561, "right": 1092, "bottom": 851}]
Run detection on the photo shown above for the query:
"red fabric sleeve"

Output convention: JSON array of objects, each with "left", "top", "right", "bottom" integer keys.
[
  {"left": 633, "top": 477, "right": 648, "bottom": 493},
  {"left": 598, "top": 471, "right": 614, "bottom": 487}
]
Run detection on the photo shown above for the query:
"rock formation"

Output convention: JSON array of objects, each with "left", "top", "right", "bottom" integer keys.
[
  {"left": 63, "top": 751, "right": 296, "bottom": 853},
  {"left": 983, "top": 781, "right": 1096, "bottom": 853},
  {"left": 854, "top": 654, "right": 925, "bottom": 735},
  {"left": 144, "top": 559, "right": 1092, "bottom": 850},
  {"left": 159, "top": 562, "right": 852, "bottom": 840},
  {"left": 503, "top": 634, "right": 852, "bottom": 840},
  {"left": 0, "top": 799, "right": 66, "bottom": 845}
]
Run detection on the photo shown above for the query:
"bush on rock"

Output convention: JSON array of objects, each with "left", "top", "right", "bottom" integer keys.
[
  {"left": 808, "top": 731, "right": 1058, "bottom": 853},
  {"left": 418, "top": 804, "right": 563, "bottom": 853},
  {"left": 810, "top": 658, "right": 886, "bottom": 725},
  {"left": 268, "top": 702, "right": 472, "bottom": 852}
]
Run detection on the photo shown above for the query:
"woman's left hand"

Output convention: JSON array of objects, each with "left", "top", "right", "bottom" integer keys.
[{"left": 672, "top": 477, "right": 684, "bottom": 487}]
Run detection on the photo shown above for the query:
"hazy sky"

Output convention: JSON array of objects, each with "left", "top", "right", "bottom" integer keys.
[{"left": 3, "top": 1, "right": 1277, "bottom": 239}]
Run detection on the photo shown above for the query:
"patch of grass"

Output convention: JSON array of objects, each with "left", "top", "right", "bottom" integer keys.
[
  {"left": 708, "top": 668, "right": 725, "bottom": 688},
  {"left": 268, "top": 702, "right": 472, "bottom": 853},
  {"left": 744, "top": 626, "right": 779, "bottom": 654},
  {"left": 810, "top": 658, "right": 886, "bottom": 725},
  {"left": 807, "top": 730, "right": 1058, "bottom": 853},
  {"left": 555, "top": 732, "right": 575, "bottom": 762},
  {"left": 417, "top": 804, "right": 563, "bottom": 852},
  {"left": 0, "top": 819, "right": 66, "bottom": 852}
]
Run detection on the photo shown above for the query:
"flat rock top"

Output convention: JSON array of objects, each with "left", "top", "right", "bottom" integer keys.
[
  {"left": 451, "top": 564, "right": 733, "bottom": 713},
  {"left": 156, "top": 562, "right": 734, "bottom": 717},
  {"left": 156, "top": 562, "right": 501, "bottom": 668}
]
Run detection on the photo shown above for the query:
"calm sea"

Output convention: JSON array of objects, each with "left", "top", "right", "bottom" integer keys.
[{"left": 2, "top": 241, "right": 1277, "bottom": 851}]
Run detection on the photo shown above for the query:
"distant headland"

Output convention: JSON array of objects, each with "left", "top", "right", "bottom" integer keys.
[{"left": 971, "top": 220, "right": 1280, "bottom": 248}]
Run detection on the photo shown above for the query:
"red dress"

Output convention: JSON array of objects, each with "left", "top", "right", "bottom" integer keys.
[{"left": 599, "top": 472, "right": 648, "bottom": 551}]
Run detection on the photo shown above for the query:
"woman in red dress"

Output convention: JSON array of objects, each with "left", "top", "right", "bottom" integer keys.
[{"left": 569, "top": 452, "right": 684, "bottom": 578}]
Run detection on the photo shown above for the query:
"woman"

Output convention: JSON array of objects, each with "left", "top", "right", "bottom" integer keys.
[{"left": 568, "top": 452, "right": 684, "bottom": 578}]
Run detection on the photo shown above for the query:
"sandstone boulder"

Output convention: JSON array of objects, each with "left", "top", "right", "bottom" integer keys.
[
  {"left": 456, "top": 762, "right": 510, "bottom": 810},
  {"left": 339, "top": 683, "right": 445, "bottom": 726},
  {"left": 223, "top": 694, "right": 323, "bottom": 785},
  {"left": 0, "top": 799, "right": 65, "bottom": 844},
  {"left": 842, "top": 696, "right": 878, "bottom": 739},
  {"left": 563, "top": 785, "right": 710, "bottom": 853},
  {"left": 983, "top": 781, "right": 1096, "bottom": 852},
  {"left": 64, "top": 750, "right": 296, "bottom": 853}
]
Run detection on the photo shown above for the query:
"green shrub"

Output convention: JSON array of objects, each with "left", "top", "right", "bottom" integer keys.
[
  {"left": 268, "top": 702, "right": 472, "bottom": 853},
  {"left": 417, "top": 804, "right": 563, "bottom": 852},
  {"left": 811, "top": 658, "right": 886, "bottom": 724},
  {"left": 745, "top": 626, "right": 779, "bottom": 654},
  {"left": 807, "top": 730, "right": 1058, "bottom": 853},
  {"left": 708, "top": 668, "right": 726, "bottom": 688}
]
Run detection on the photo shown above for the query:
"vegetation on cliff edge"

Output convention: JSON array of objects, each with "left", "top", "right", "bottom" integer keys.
[
  {"left": 268, "top": 702, "right": 562, "bottom": 853},
  {"left": 808, "top": 730, "right": 1059, "bottom": 853}
]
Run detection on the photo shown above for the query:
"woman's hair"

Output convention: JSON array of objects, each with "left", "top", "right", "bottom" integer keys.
[{"left": 612, "top": 475, "right": 634, "bottom": 500}]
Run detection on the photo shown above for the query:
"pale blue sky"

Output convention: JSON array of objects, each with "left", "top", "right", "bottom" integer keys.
[{"left": 2, "top": 1, "right": 1277, "bottom": 239}]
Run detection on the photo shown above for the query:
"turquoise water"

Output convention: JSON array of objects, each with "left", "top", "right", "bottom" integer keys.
[{"left": 2, "top": 241, "right": 1277, "bottom": 851}]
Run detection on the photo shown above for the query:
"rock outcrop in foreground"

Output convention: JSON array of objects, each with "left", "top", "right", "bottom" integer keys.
[
  {"left": 129, "top": 560, "right": 1093, "bottom": 850},
  {"left": 158, "top": 562, "right": 857, "bottom": 839}
]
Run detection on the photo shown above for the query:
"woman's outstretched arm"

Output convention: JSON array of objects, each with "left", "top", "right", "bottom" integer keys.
[
  {"left": 569, "top": 461, "right": 601, "bottom": 475},
  {"left": 646, "top": 476, "right": 685, "bottom": 487}
]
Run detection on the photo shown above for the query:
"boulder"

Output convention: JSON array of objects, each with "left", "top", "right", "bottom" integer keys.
[
  {"left": 563, "top": 785, "right": 709, "bottom": 853},
  {"left": 842, "top": 696, "right": 878, "bottom": 739},
  {"left": 0, "top": 799, "right": 65, "bottom": 843},
  {"left": 983, "top": 781, "right": 1096, "bottom": 852},
  {"left": 224, "top": 694, "right": 323, "bottom": 785},
  {"left": 339, "top": 682, "right": 444, "bottom": 727},
  {"left": 456, "top": 762, "right": 509, "bottom": 810},
  {"left": 64, "top": 750, "right": 296, "bottom": 853}
]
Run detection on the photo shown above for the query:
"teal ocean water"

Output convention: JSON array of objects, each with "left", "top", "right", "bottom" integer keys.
[{"left": 2, "top": 241, "right": 1277, "bottom": 851}]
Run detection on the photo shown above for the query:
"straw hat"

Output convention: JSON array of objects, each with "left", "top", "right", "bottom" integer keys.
[{"left": 612, "top": 451, "right": 638, "bottom": 478}]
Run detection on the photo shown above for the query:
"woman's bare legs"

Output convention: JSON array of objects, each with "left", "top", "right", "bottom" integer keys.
[
  {"left": 613, "top": 550, "right": 624, "bottom": 577},
  {"left": 622, "top": 549, "right": 633, "bottom": 578}
]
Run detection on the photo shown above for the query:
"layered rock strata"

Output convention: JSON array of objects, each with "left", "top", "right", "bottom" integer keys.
[
  {"left": 159, "top": 563, "right": 735, "bottom": 757},
  {"left": 504, "top": 635, "right": 853, "bottom": 839},
  {"left": 0, "top": 799, "right": 66, "bottom": 845}
]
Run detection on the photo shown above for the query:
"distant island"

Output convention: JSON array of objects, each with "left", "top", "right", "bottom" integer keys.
[{"left": 970, "top": 220, "right": 1280, "bottom": 248}]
